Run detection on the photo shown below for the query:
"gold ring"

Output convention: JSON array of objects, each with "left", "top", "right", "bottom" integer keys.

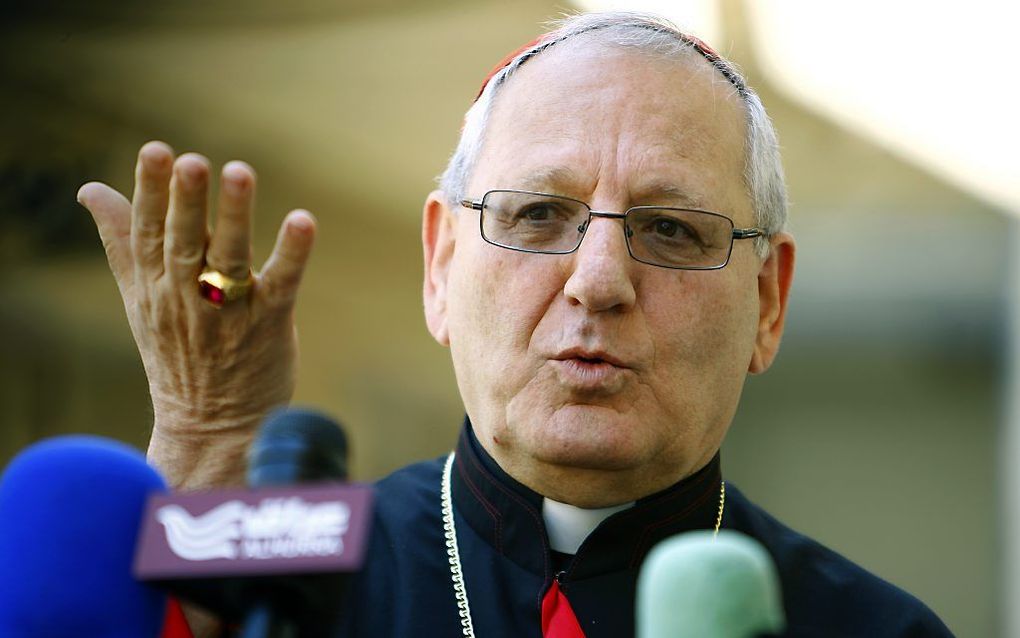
[{"left": 198, "top": 266, "right": 254, "bottom": 308}]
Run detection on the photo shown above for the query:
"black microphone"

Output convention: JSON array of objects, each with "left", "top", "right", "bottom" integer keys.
[
  {"left": 248, "top": 408, "right": 349, "bottom": 487},
  {"left": 241, "top": 408, "right": 353, "bottom": 638},
  {"left": 135, "top": 408, "right": 373, "bottom": 638}
]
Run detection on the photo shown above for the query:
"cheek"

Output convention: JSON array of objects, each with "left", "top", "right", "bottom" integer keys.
[
  {"left": 643, "top": 270, "right": 759, "bottom": 398},
  {"left": 447, "top": 245, "right": 549, "bottom": 349},
  {"left": 447, "top": 248, "right": 503, "bottom": 349},
  {"left": 445, "top": 241, "right": 563, "bottom": 417}
]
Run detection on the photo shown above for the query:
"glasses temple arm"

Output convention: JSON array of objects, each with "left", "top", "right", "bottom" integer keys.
[{"left": 732, "top": 228, "right": 763, "bottom": 240}]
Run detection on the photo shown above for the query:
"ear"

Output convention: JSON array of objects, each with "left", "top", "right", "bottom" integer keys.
[
  {"left": 422, "top": 190, "right": 457, "bottom": 346},
  {"left": 748, "top": 232, "right": 796, "bottom": 374}
]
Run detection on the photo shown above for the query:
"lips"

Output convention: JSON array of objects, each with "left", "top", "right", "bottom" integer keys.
[
  {"left": 551, "top": 348, "right": 629, "bottom": 369},
  {"left": 549, "top": 348, "right": 631, "bottom": 393}
]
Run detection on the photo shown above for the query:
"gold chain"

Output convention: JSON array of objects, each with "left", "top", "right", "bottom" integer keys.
[{"left": 713, "top": 480, "right": 726, "bottom": 537}]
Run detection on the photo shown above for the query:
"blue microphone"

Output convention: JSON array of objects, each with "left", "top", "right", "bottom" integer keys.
[{"left": 0, "top": 436, "right": 169, "bottom": 637}]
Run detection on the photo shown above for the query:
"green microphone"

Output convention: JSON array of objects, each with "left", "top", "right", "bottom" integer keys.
[{"left": 636, "top": 530, "right": 786, "bottom": 638}]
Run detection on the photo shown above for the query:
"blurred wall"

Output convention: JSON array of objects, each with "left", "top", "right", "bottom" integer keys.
[{"left": 0, "top": 2, "right": 999, "bottom": 635}]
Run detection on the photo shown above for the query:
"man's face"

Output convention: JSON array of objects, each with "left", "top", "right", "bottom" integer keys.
[{"left": 423, "top": 43, "right": 794, "bottom": 506}]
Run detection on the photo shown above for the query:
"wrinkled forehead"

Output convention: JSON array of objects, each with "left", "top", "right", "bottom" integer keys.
[
  {"left": 473, "top": 23, "right": 745, "bottom": 104},
  {"left": 489, "top": 39, "right": 745, "bottom": 125},
  {"left": 474, "top": 42, "right": 749, "bottom": 210}
]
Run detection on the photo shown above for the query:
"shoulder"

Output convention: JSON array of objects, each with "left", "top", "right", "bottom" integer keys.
[
  {"left": 373, "top": 455, "right": 445, "bottom": 500},
  {"left": 339, "top": 456, "right": 453, "bottom": 637},
  {"left": 724, "top": 484, "right": 954, "bottom": 638},
  {"left": 369, "top": 455, "right": 446, "bottom": 532}
]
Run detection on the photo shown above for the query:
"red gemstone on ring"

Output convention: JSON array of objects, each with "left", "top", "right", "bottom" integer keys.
[{"left": 199, "top": 281, "right": 226, "bottom": 306}]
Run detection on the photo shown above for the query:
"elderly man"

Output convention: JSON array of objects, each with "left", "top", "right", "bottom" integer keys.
[{"left": 79, "top": 11, "right": 951, "bottom": 638}]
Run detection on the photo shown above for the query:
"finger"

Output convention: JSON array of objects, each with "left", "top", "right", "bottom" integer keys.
[
  {"left": 78, "top": 181, "right": 133, "bottom": 287},
  {"left": 164, "top": 153, "right": 211, "bottom": 282},
  {"left": 259, "top": 210, "right": 317, "bottom": 308},
  {"left": 206, "top": 161, "right": 255, "bottom": 280},
  {"left": 130, "top": 141, "right": 174, "bottom": 277}
]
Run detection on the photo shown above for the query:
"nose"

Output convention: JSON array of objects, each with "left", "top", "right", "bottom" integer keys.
[{"left": 562, "top": 215, "right": 637, "bottom": 312}]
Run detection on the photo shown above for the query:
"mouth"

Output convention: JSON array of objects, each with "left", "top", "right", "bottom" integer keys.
[
  {"left": 552, "top": 349, "right": 628, "bottom": 369},
  {"left": 549, "top": 349, "right": 630, "bottom": 392}
]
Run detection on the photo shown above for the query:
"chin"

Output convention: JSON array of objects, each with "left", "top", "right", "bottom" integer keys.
[{"left": 519, "top": 405, "right": 654, "bottom": 472}]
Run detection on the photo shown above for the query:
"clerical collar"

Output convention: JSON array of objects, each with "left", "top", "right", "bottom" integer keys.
[
  {"left": 542, "top": 497, "right": 633, "bottom": 554},
  {"left": 451, "top": 418, "right": 723, "bottom": 581}
]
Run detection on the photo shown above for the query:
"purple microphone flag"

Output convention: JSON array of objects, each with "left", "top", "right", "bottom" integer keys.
[{"left": 133, "top": 483, "right": 373, "bottom": 580}]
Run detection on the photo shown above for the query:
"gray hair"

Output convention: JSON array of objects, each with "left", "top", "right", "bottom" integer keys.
[{"left": 438, "top": 11, "right": 787, "bottom": 257}]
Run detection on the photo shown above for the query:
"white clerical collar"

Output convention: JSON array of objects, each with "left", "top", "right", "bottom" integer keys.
[{"left": 542, "top": 497, "right": 634, "bottom": 554}]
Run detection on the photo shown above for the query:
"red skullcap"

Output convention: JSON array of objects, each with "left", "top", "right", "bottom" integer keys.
[{"left": 474, "top": 35, "right": 548, "bottom": 101}]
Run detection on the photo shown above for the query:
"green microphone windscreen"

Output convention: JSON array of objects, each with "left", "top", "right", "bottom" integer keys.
[{"left": 637, "top": 530, "right": 785, "bottom": 638}]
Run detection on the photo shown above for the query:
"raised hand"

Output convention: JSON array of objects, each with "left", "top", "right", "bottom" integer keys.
[{"left": 78, "top": 141, "right": 316, "bottom": 489}]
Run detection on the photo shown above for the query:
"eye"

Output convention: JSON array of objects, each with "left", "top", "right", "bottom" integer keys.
[
  {"left": 653, "top": 217, "right": 682, "bottom": 237},
  {"left": 515, "top": 202, "right": 568, "bottom": 222},
  {"left": 648, "top": 216, "right": 699, "bottom": 242},
  {"left": 521, "top": 205, "right": 554, "bottom": 221},
  {"left": 511, "top": 201, "right": 578, "bottom": 226}
]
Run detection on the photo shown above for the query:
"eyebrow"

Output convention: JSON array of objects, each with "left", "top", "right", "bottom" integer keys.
[
  {"left": 516, "top": 167, "right": 586, "bottom": 193},
  {"left": 632, "top": 182, "right": 710, "bottom": 210},
  {"left": 513, "top": 168, "right": 711, "bottom": 210}
]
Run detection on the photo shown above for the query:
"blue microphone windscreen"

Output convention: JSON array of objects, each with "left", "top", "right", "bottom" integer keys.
[{"left": 0, "top": 436, "right": 169, "bottom": 637}]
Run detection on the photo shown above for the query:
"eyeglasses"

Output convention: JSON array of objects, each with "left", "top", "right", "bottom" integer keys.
[{"left": 459, "top": 189, "right": 762, "bottom": 270}]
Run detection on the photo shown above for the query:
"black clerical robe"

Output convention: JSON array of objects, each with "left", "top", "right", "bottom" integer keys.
[{"left": 337, "top": 422, "right": 953, "bottom": 637}]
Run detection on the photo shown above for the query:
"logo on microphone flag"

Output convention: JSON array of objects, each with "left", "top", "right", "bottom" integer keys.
[
  {"left": 134, "top": 484, "right": 372, "bottom": 580},
  {"left": 156, "top": 497, "right": 351, "bottom": 561}
]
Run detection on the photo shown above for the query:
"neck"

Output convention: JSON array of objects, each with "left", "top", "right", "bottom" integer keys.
[
  {"left": 491, "top": 448, "right": 719, "bottom": 508},
  {"left": 464, "top": 419, "right": 718, "bottom": 506}
]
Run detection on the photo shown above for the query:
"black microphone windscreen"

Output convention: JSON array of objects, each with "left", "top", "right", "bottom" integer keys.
[{"left": 247, "top": 408, "right": 349, "bottom": 486}]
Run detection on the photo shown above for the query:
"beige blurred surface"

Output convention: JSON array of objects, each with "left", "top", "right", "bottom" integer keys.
[{"left": 0, "top": 2, "right": 1002, "bottom": 635}]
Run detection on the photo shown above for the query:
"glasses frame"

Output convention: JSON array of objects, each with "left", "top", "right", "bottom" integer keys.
[{"left": 460, "top": 189, "right": 764, "bottom": 271}]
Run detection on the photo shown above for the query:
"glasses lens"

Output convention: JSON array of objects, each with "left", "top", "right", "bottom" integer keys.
[
  {"left": 626, "top": 208, "right": 734, "bottom": 268},
  {"left": 480, "top": 191, "right": 589, "bottom": 253}
]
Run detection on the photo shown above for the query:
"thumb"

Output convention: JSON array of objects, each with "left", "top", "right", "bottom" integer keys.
[{"left": 78, "top": 181, "right": 134, "bottom": 287}]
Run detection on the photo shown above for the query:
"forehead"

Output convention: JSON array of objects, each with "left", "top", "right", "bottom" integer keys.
[{"left": 473, "top": 42, "right": 749, "bottom": 213}]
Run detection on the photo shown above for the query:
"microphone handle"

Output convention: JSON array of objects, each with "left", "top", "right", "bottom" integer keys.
[{"left": 239, "top": 602, "right": 299, "bottom": 638}]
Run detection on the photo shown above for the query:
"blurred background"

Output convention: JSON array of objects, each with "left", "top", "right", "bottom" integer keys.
[{"left": 1, "top": 0, "right": 1015, "bottom": 635}]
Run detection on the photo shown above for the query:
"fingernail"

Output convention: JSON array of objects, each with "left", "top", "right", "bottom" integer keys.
[
  {"left": 288, "top": 210, "right": 316, "bottom": 233},
  {"left": 223, "top": 161, "right": 252, "bottom": 193},
  {"left": 176, "top": 157, "right": 207, "bottom": 183},
  {"left": 139, "top": 142, "right": 172, "bottom": 170},
  {"left": 76, "top": 183, "right": 91, "bottom": 206}
]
